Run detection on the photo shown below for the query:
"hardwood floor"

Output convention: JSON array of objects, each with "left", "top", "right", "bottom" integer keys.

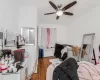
[{"left": 31, "top": 57, "right": 54, "bottom": 80}]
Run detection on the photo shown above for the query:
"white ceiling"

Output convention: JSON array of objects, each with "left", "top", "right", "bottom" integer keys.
[
  {"left": 19, "top": 0, "right": 100, "bottom": 25},
  {"left": 37, "top": 0, "right": 100, "bottom": 25}
]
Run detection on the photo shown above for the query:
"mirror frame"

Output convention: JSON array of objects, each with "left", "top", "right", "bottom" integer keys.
[{"left": 79, "top": 33, "right": 95, "bottom": 63}]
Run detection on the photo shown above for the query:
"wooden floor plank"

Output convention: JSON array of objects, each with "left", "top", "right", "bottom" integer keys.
[{"left": 31, "top": 57, "right": 54, "bottom": 80}]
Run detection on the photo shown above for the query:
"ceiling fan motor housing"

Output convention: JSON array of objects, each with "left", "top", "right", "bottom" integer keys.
[{"left": 57, "top": 4, "right": 62, "bottom": 9}]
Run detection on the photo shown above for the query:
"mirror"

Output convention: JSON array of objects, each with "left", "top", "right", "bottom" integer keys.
[
  {"left": 4, "top": 31, "right": 16, "bottom": 47},
  {"left": 79, "top": 33, "right": 95, "bottom": 63},
  {"left": 21, "top": 27, "right": 35, "bottom": 45}
]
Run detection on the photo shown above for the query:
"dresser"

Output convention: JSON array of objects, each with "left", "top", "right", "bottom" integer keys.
[{"left": 0, "top": 57, "right": 29, "bottom": 80}]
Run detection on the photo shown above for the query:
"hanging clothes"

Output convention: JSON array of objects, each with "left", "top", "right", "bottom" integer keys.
[
  {"left": 46, "top": 28, "right": 50, "bottom": 48},
  {"left": 72, "top": 46, "right": 80, "bottom": 56},
  {"left": 41, "top": 28, "right": 56, "bottom": 48}
]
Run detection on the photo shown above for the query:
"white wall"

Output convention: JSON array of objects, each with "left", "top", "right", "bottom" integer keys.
[
  {"left": 0, "top": 0, "right": 38, "bottom": 76},
  {"left": 38, "top": 24, "right": 68, "bottom": 57},
  {"left": 0, "top": 0, "right": 19, "bottom": 32},
  {"left": 0, "top": 0, "right": 20, "bottom": 50},
  {"left": 67, "top": 6, "right": 100, "bottom": 62},
  {"left": 18, "top": 5, "right": 37, "bottom": 76},
  {"left": 38, "top": 24, "right": 68, "bottom": 44}
]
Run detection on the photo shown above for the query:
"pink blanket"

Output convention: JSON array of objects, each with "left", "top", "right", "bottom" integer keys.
[{"left": 78, "top": 61, "right": 100, "bottom": 80}]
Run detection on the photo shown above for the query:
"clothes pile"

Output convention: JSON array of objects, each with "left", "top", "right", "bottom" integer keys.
[
  {"left": 46, "top": 43, "right": 100, "bottom": 80},
  {"left": 53, "top": 58, "right": 79, "bottom": 80},
  {"left": 54, "top": 43, "right": 80, "bottom": 60},
  {"left": 46, "top": 58, "right": 100, "bottom": 80},
  {"left": 46, "top": 58, "right": 79, "bottom": 80}
]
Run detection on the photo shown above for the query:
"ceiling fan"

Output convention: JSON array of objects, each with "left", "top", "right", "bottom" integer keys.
[{"left": 44, "top": 1, "right": 77, "bottom": 20}]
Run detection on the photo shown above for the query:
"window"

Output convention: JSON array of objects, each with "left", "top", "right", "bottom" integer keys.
[{"left": 21, "top": 27, "right": 35, "bottom": 45}]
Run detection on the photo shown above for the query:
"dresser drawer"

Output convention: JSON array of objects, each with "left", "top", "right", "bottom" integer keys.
[
  {"left": 2, "top": 74, "right": 20, "bottom": 80},
  {"left": 0, "top": 74, "right": 2, "bottom": 80}
]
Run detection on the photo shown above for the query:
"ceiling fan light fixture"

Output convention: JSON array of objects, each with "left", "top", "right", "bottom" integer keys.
[
  {"left": 56, "top": 10, "right": 63, "bottom": 16},
  {"left": 44, "top": 1, "right": 77, "bottom": 20}
]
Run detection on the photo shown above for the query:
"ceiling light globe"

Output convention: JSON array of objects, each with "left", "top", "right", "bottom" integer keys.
[{"left": 56, "top": 10, "right": 63, "bottom": 16}]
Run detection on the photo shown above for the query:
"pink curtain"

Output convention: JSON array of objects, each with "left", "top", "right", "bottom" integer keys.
[{"left": 47, "top": 28, "right": 50, "bottom": 48}]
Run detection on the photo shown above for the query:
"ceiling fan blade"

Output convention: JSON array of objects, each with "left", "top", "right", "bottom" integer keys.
[
  {"left": 49, "top": 1, "right": 58, "bottom": 10},
  {"left": 56, "top": 16, "right": 60, "bottom": 20},
  {"left": 44, "top": 12, "right": 55, "bottom": 15},
  {"left": 62, "top": 1, "right": 77, "bottom": 11},
  {"left": 63, "top": 12, "right": 73, "bottom": 16}
]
